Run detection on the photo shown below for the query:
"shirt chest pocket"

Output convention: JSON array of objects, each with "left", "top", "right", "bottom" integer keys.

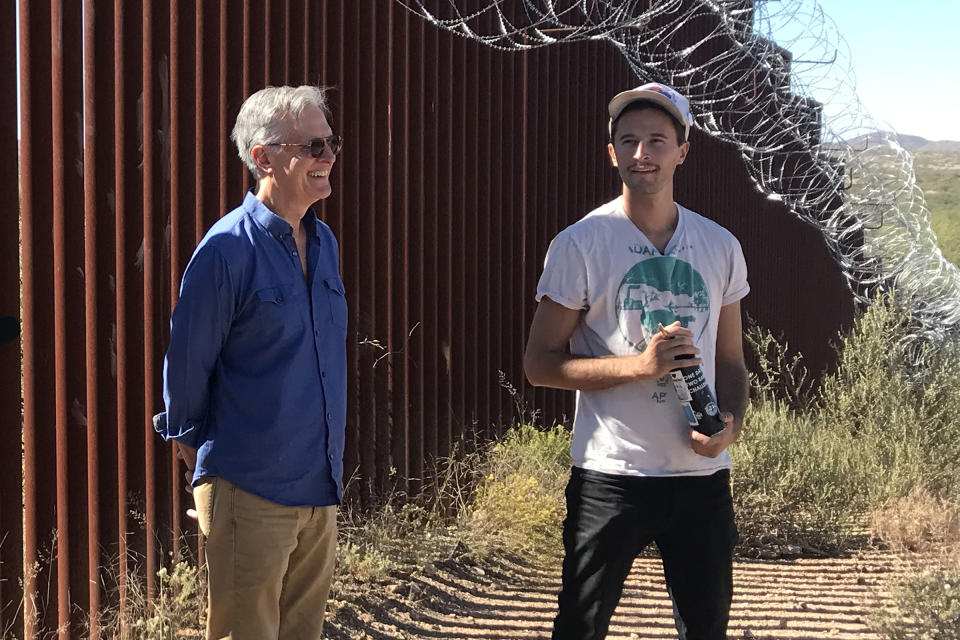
[
  {"left": 321, "top": 276, "right": 348, "bottom": 329},
  {"left": 253, "top": 283, "right": 306, "bottom": 335}
]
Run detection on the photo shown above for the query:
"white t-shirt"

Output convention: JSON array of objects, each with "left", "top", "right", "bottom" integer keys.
[{"left": 536, "top": 198, "right": 749, "bottom": 477}]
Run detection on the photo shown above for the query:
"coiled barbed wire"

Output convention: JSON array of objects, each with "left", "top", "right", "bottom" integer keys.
[{"left": 395, "top": 0, "right": 960, "bottom": 350}]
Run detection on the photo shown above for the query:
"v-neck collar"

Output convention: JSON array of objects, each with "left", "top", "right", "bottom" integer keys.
[{"left": 617, "top": 200, "right": 685, "bottom": 256}]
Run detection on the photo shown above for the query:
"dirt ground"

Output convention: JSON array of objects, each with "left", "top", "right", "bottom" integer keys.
[{"left": 323, "top": 549, "right": 909, "bottom": 640}]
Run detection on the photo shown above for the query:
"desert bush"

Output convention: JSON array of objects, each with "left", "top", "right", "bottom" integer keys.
[
  {"left": 332, "top": 419, "right": 573, "bottom": 578},
  {"left": 336, "top": 539, "right": 398, "bottom": 583},
  {"left": 817, "top": 297, "right": 960, "bottom": 502},
  {"left": 871, "top": 560, "right": 960, "bottom": 640},
  {"left": 734, "top": 294, "right": 960, "bottom": 552},
  {"left": 732, "top": 399, "right": 873, "bottom": 551},
  {"left": 744, "top": 322, "right": 817, "bottom": 412},
  {"left": 481, "top": 422, "right": 571, "bottom": 480},
  {"left": 461, "top": 423, "right": 571, "bottom": 557},
  {"left": 127, "top": 555, "right": 204, "bottom": 639}
]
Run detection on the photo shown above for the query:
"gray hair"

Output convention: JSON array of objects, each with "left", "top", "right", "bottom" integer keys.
[{"left": 231, "top": 85, "right": 330, "bottom": 179}]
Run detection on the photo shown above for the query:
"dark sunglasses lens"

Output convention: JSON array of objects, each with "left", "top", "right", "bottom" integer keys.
[{"left": 310, "top": 136, "right": 343, "bottom": 157}]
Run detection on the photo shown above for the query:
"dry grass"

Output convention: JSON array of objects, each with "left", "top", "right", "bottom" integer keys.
[
  {"left": 334, "top": 422, "right": 571, "bottom": 582},
  {"left": 867, "top": 488, "right": 960, "bottom": 640},
  {"left": 870, "top": 487, "right": 960, "bottom": 554}
]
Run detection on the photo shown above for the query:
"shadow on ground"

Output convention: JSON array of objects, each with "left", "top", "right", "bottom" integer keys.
[{"left": 324, "top": 548, "right": 910, "bottom": 639}]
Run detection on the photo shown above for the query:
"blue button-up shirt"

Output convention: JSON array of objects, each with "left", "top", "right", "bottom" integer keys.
[{"left": 156, "top": 191, "right": 347, "bottom": 506}]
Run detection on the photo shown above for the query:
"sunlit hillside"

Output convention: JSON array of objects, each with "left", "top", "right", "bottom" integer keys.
[{"left": 914, "top": 149, "right": 960, "bottom": 265}]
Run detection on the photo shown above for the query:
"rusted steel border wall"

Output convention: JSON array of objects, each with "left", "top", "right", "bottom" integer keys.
[
  {"left": 4, "top": 1, "right": 853, "bottom": 638},
  {"left": 1, "top": 1, "right": 22, "bottom": 635}
]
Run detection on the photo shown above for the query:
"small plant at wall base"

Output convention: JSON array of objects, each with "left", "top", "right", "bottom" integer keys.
[
  {"left": 460, "top": 422, "right": 571, "bottom": 558},
  {"left": 90, "top": 550, "right": 205, "bottom": 640}
]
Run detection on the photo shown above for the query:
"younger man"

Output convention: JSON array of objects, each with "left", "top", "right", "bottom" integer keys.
[{"left": 524, "top": 83, "right": 750, "bottom": 640}]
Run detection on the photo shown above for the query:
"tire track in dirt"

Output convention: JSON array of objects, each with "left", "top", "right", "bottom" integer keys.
[{"left": 325, "top": 550, "right": 910, "bottom": 639}]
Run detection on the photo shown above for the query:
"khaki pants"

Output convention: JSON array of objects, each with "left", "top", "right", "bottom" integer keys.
[{"left": 193, "top": 477, "right": 337, "bottom": 640}]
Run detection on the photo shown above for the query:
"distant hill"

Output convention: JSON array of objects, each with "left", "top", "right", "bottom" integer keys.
[
  {"left": 845, "top": 132, "right": 960, "bottom": 153},
  {"left": 918, "top": 139, "right": 960, "bottom": 153}
]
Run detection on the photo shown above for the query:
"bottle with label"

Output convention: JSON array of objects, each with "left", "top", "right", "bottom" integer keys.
[
  {"left": 656, "top": 321, "right": 726, "bottom": 436},
  {"left": 667, "top": 354, "right": 725, "bottom": 436}
]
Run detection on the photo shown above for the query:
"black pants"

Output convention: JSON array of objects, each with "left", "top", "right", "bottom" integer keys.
[{"left": 552, "top": 467, "right": 738, "bottom": 640}]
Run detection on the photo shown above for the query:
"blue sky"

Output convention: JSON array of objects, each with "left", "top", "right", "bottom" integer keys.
[{"left": 816, "top": 0, "right": 960, "bottom": 141}]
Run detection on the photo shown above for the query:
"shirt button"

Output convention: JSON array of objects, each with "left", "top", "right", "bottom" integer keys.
[
  {"left": 326, "top": 412, "right": 333, "bottom": 421},
  {"left": 315, "top": 329, "right": 320, "bottom": 336},
  {"left": 321, "top": 370, "right": 327, "bottom": 378}
]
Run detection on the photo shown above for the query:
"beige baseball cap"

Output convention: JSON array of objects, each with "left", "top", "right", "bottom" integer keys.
[{"left": 608, "top": 82, "right": 693, "bottom": 139}]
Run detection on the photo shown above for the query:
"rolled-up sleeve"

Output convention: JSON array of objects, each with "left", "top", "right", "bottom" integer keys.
[
  {"left": 535, "top": 231, "right": 589, "bottom": 310},
  {"left": 722, "top": 236, "right": 749, "bottom": 306},
  {"left": 157, "top": 245, "right": 235, "bottom": 448}
]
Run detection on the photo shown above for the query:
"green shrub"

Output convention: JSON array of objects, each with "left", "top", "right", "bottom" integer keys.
[
  {"left": 336, "top": 540, "right": 397, "bottom": 583},
  {"left": 461, "top": 423, "right": 571, "bottom": 557},
  {"left": 485, "top": 422, "right": 572, "bottom": 477},
  {"left": 732, "top": 399, "right": 873, "bottom": 551},
  {"left": 466, "top": 471, "right": 565, "bottom": 555},
  {"left": 734, "top": 294, "right": 960, "bottom": 552},
  {"left": 333, "top": 423, "right": 573, "bottom": 581},
  {"left": 744, "top": 322, "right": 816, "bottom": 412},
  {"left": 871, "top": 564, "right": 960, "bottom": 640},
  {"left": 818, "top": 296, "right": 960, "bottom": 502}
]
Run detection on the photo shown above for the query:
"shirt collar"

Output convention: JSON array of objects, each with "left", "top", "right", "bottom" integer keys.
[{"left": 243, "top": 190, "right": 322, "bottom": 239}]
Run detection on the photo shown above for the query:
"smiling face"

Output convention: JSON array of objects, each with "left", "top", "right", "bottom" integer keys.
[
  {"left": 253, "top": 104, "right": 337, "bottom": 215},
  {"left": 607, "top": 106, "right": 689, "bottom": 196}
]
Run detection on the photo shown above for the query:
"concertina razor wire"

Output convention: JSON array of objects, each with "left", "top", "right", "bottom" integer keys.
[{"left": 395, "top": 0, "right": 960, "bottom": 355}]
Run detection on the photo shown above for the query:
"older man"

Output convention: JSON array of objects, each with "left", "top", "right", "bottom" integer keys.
[{"left": 155, "top": 85, "right": 346, "bottom": 639}]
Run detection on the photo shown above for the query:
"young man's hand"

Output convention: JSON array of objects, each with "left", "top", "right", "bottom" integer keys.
[
  {"left": 690, "top": 411, "right": 740, "bottom": 458},
  {"left": 525, "top": 302, "right": 701, "bottom": 390},
  {"left": 635, "top": 320, "right": 701, "bottom": 381}
]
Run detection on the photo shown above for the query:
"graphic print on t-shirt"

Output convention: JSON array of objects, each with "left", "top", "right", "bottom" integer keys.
[{"left": 615, "top": 256, "right": 710, "bottom": 351}]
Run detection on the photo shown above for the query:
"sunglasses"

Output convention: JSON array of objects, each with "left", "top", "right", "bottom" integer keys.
[{"left": 268, "top": 134, "right": 344, "bottom": 158}]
